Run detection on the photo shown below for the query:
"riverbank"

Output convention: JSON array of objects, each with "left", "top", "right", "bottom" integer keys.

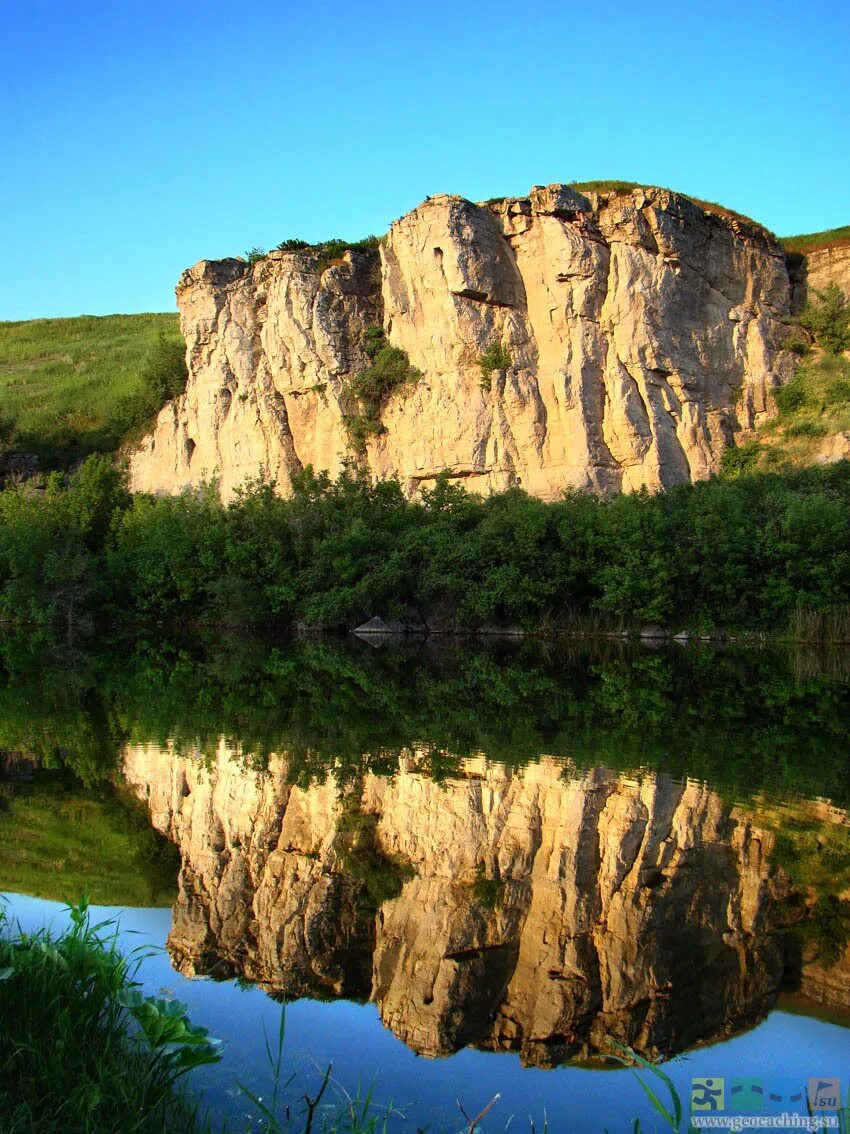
[{"left": 1, "top": 456, "right": 850, "bottom": 640}]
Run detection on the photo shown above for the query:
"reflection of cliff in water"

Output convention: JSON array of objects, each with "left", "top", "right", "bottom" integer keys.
[{"left": 123, "top": 744, "right": 789, "bottom": 1066}]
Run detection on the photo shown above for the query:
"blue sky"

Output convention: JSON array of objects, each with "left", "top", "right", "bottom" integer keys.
[{"left": 1, "top": 0, "right": 848, "bottom": 320}]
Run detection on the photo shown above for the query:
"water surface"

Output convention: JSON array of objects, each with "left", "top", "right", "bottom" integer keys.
[{"left": 2, "top": 633, "right": 850, "bottom": 1130}]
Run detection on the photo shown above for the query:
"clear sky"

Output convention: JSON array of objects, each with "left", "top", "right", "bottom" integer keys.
[{"left": 1, "top": 0, "right": 848, "bottom": 320}]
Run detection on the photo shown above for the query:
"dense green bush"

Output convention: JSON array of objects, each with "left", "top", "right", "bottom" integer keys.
[
  {"left": 2, "top": 455, "right": 850, "bottom": 635},
  {"left": 720, "top": 439, "right": 762, "bottom": 477},
  {"left": 342, "top": 328, "right": 420, "bottom": 455},
  {"left": 478, "top": 342, "right": 512, "bottom": 391},
  {"left": 275, "top": 238, "right": 310, "bottom": 252},
  {"left": 785, "top": 420, "right": 828, "bottom": 438},
  {"left": 113, "top": 335, "right": 188, "bottom": 436},
  {"left": 800, "top": 282, "right": 850, "bottom": 354},
  {"left": 775, "top": 379, "right": 809, "bottom": 416},
  {"left": 0, "top": 900, "right": 219, "bottom": 1134}
]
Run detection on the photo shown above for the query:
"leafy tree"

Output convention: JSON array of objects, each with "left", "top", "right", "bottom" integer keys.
[
  {"left": 113, "top": 335, "right": 188, "bottom": 436},
  {"left": 800, "top": 283, "right": 850, "bottom": 354}
]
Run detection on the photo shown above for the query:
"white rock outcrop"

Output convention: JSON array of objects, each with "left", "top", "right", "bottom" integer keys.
[{"left": 129, "top": 185, "right": 797, "bottom": 500}]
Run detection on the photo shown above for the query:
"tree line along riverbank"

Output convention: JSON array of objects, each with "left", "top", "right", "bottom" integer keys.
[{"left": 1, "top": 455, "right": 849, "bottom": 637}]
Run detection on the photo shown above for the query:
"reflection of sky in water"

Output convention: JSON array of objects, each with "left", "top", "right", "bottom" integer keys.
[{"left": 7, "top": 893, "right": 850, "bottom": 1133}]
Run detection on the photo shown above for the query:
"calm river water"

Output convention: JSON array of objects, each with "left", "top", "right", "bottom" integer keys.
[{"left": 2, "top": 632, "right": 850, "bottom": 1131}]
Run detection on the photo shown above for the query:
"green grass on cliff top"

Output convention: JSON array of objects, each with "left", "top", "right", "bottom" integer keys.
[
  {"left": 0, "top": 312, "right": 179, "bottom": 469},
  {"left": 780, "top": 224, "right": 850, "bottom": 254}
]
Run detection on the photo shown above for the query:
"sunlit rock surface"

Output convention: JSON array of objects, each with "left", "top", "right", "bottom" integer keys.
[
  {"left": 128, "top": 185, "right": 798, "bottom": 500},
  {"left": 123, "top": 743, "right": 790, "bottom": 1064}
]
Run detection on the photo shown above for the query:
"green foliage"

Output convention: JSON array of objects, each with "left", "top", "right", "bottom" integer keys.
[
  {"left": 477, "top": 342, "right": 512, "bottom": 391},
  {"left": 268, "top": 235, "right": 383, "bottom": 270},
  {"left": 336, "top": 801, "right": 413, "bottom": 912},
  {"left": 775, "top": 378, "right": 809, "bottom": 415},
  {"left": 0, "top": 313, "right": 180, "bottom": 469},
  {"left": 781, "top": 224, "right": 850, "bottom": 255},
  {"left": 5, "top": 625, "right": 850, "bottom": 809},
  {"left": 785, "top": 419, "right": 828, "bottom": 438},
  {"left": 472, "top": 873, "right": 505, "bottom": 910},
  {"left": 361, "top": 324, "right": 386, "bottom": 359},
  {"left": 0, "top": 776, "right": 178, "bottom": 905},
  {"left": 569, "top": 180, "right": 641, "bottom": 194},
  {"left": 738, "top": 354, "right": 850, "bottom": 469},
  {"left": 0, "top": 454, "right": 130, "bottom": 627},
  {"left": 780, "top": 329, "right": 811, "bottom": 356},
  {"left": 799, "top": 283, "right": 850, "bottom": 354},
  {"left": 3, "top": 455, "right": 850, "bottom": 637},
  {"left": 346, "top": 341, "right": 418, "bottom": 407},
  {"left": 244, "top": 247, "right": 267, "bottom": 264},
  {"left": 343, "top": 412, "right": 386, "bottom": 455},
  {"left": 0, "top": 898, "right": 219, "bottom": 1133},
  {"left": 720, "top": 439, "right": 762, "bottom": 477},
  {"left": 275, "top": 238, "right": 310, "bottom": 252},
  {"left": 606, "top": 1042, "right": 683, "bottom": 1133},
  {"left": 312, "top": 236, "right": 381, "bottom": 275},
  {"left": 825, "top": 374, "right": 850, "bottom": 406},
  {"left": 342, "top": 329, "right": 419, "bottom": 455},
  {"left": 113, "top": 334, "right": 189, "bottom": 436},
  {"left": 806, "top": 896, "right": 850, "bottom": 967}
]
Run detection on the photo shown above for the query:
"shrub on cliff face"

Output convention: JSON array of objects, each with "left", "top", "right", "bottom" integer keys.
[
  {"left": 478, "top": 342, "right": 512, "bottom": 391},
  {"left": 342, "top": 327, "right": 420, "bottom": 455},
  {"left": 800, "top": 283, "right": 850, "bottom": 354}
]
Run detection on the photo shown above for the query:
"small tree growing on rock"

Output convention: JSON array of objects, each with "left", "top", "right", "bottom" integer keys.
[{"left": 800, "top": 283, "right": 850, "bottom": 354}]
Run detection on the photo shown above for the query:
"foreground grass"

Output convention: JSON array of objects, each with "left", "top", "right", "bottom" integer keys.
[
  {"left": 0, "top": 900, "right": 219, "bottom": 1134},
  {"left": 0, "top": 312, "right": 180, "bottom": 468},
  {"left": 0, "top": 776, "right": 178, "bottom": 906},
  {"left": 0, "top": 903, "right": 450, "bottom": 1134}
]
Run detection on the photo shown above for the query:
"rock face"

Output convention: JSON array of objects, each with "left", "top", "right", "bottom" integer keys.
[
  {"left": 128, "top": 185, "right": 797, "bottom": 500},
  {"left": 122, "top": 744, "right": 788, "bottom": 1063},
  {"left": 789, "top": 243, "right": 850, "bottom": 314}
]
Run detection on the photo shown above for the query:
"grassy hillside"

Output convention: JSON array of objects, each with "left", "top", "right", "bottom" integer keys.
[
  {"left": 725, "top": 352, "right": 850, "bottom": 476},
  {"left": 780, "top": 224, "right": 850, "bottom": 254},
  {"left": 0, "top": 313, "right": 181, "bottom": 469}
]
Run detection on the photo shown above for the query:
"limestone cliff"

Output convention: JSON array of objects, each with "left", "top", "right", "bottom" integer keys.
[
  {"left": 128, "top": 185, "right": 798, "bottom": 500},
  {"left": 122, "top": 743, "right": 788, "bottom": 1064},
  {"left": 789, "top": 243, "right": 850, "bottom": 314}
]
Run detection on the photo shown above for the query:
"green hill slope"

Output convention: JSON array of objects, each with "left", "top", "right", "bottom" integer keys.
[{"left": 0, "top": 313, "right": 180, "bottom": 469}]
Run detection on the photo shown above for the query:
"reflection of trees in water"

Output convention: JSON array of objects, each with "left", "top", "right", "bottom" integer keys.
[{"left": 2, "top": 629, "right": 850, "bottom": 805}]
